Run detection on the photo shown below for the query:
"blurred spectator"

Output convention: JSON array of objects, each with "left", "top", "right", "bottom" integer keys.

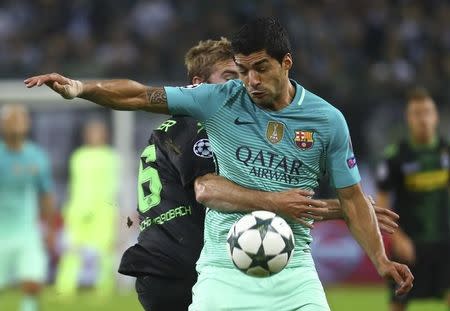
[
  {"left": 129, "top": 0, "right": 175, "bottom": 42},
  {"left": 55, "top": 119, "right": 119, "bottom": 298},
  {"left": 0, "top": 0, "right": 449, "bottom": 154}
]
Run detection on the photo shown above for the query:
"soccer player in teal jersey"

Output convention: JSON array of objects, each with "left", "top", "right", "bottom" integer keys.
[
  {"left": 0, "top": 104, "right": 56, "bottom": 311},
  {"left": 25, "top": 18, "right": 413, "bottom": 310}
]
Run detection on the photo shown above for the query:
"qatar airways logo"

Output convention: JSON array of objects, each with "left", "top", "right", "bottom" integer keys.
[{"left": 235, "top": 146, "right": 303, "bottom": 184}]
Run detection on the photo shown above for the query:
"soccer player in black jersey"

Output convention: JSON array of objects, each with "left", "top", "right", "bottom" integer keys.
[
  {"left": 116, "top": 38, "right": 242, "bottom": 310},
  {"left": 376, "top": 88, "right": 450, "bottom": 311},
  {"left": 26, "top": 38, "right": 400, "bottom": 311}
]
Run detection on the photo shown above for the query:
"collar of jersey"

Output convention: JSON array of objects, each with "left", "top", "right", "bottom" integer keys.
[
  {"left": 0, "top": 140, "right": 29, "bottom": 154},
  {"left": 238, "top": 79, "right": 305, "bottom": 114},
  {"left": 293, "top": 80, "right": 306, "bottom": 107},
  {"left": 272, "top": 79, "right": 305, "bottom": 112},
  {"left": 408, "top": 135, "right": 438, "bottom": 150}
]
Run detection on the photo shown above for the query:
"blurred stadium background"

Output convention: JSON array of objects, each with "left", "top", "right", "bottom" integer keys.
[{"left": 0, "top": 0, "right": 449, "bottom": 310}]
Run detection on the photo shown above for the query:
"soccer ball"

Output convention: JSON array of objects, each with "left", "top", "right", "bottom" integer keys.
[{"left": 227, "top": 210, "right": 295, "bottom": 277}]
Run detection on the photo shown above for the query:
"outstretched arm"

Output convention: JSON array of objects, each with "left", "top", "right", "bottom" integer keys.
[
  {"left": 195, "top": 173, "right": 329, "bottom": 229},
  {"left": 337, "top": 183, "right": 413, "bottom": 296},
  {"left": 24, "top": 73, "right": 170, "bottom": 114}
]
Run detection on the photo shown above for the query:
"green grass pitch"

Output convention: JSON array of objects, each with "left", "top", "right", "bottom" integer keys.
[
  {"left": 1, "top": 285, "right": 446, "bottom": 310},
  {"left": 326, "top": 285, "right": 446, "bottom": 311}
]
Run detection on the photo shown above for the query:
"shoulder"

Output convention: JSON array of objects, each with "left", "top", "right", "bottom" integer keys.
[
  {"left": 302, "top": 87, "right": 343, "bottom": 120},
  {"left": 70, "top": 146, "right": 87, "bottom": 158},
  {"left": 154, "top": 116, "right": 200, "bottom": 136},
  {"left": 170, "top": 79, "right": 242, "bottom": 97},
  {"left": 25, "top": 142, "right": 48, "bottom": 159},
  {"left": 221, "top": 79, "right": 246, "bottom": 101},
  {"left": 96, "top": 146, "right": 118, "bottom": 160},
  {"left": 151, "top": 116, "right": 205, "bottom": 148},
  {"left": 219, "top": 79, "right": 243, "bottom": 92},
  {"left": 25, "top": 142, "right": 51, "bottom": 167},
  {"left": 152, "top": 116, "right": 212, "bottom": 158},
  {"left": 213, "top": 79, "right": 246, "bottom": 106}
]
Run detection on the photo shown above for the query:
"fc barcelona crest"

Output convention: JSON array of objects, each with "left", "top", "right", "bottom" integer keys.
[
  {"left": 266, "top": 121, "right": 284, "bottom": 144},
  {"left": 295, "top": 130, "right": 314, "bottom": 150}
]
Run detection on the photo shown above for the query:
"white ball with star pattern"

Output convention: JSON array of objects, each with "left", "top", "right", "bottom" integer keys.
[{"left": 227, "top": 210, "right": 295, "bottom": 277}]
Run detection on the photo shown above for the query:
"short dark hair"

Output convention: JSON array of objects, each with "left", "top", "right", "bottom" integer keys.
[
  {"left": 406, "top": 87, "right": 432, "bottom": 103},
  {"left": 231, "top": 17, "right": 291, "bottom": 63}
]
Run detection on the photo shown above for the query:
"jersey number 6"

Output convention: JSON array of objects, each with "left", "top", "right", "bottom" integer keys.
[{"left": 138, "top": 144, "right": 162, "bottom": 213}]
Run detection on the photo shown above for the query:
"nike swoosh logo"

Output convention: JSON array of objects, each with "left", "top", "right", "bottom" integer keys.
[{"left": 234, "top": 117, "right": 255, "bottom": 125}]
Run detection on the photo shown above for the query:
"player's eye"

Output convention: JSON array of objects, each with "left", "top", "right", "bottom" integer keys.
[
  {"left": 224, "top": 73, "right": 238, "bottom": 81},
  {"left": 238, "top": 68, "right": 248, "bottom": 75}
]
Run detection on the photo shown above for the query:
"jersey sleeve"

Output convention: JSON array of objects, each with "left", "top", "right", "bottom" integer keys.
[
  {"left": 36, "top": 149, "right": 53, "bottom": 194},
  {"left": 376, "top": 145, "right": 399, "bottom": 191},
  {"left": 170, "top": 123, "right": 216, "bottom": 187},
  {"left": 164, "top": 80, "right": 239, "bottom": 121},
  {"left": 326, "top": 109, "right": 361, "bottom": 188}
]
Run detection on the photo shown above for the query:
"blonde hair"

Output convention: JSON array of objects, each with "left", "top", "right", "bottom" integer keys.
[
  {"left": 0, "top": 103, "right": 28, "bottom": 121},
  {"left": 406, "top": 87, "right": 432, "bottom": 103},
  {"left": 184, "top": 37, "right": 234, "bottom": 82}
]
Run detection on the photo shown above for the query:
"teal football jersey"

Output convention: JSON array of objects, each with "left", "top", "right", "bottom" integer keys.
[
  {"left": 165, "top": 80, "right": 360, "bottom": 268},
  {"left": 0, "top": 141, "right": 53, "bottom": 238}
]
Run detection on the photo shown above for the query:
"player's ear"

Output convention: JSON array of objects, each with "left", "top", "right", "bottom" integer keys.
[
  {"left": 281, "top": 53, "right": 293, "bottom": 71},
  {"left": 192, "top": 76, "right": 205, "bottom": 85}
]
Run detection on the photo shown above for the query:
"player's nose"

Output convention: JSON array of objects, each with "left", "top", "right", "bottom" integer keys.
[{"left": 248, "top": 70, "right": 261, "bottom": 88}]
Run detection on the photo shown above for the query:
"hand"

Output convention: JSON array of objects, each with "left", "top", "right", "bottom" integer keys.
[
  {"left": 45, "top": 229, "right": 58, "bottom": 256},
  {"left": 391, "top": 230, "right": 416, "bottom": 265},
  {"left": 24, "top": 73, "right": 83, "bottom": 99},
  {"left": 265, "top": 189, "right": 328, "bottom": 228},
  {"left": 367, "top": 195, "right": 399, "bottom": 234},
  {"left": 377, "top": 259, "right": 414, "bottom": 296}
]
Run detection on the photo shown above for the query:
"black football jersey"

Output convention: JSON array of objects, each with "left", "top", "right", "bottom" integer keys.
[
  {"left": 119, "top": 116, "right": 215, "bottom": 278},
  {"left": 376, "top": 138, "right": 450, "bottom": 243}
]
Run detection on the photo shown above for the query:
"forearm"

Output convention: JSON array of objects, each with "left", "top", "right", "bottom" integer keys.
[
  {"left": 195, "top": 174, "right": 272, "bottom": 213},
  {"left": 40, "top": 193, "right": 57, "bottom": 231},
  {"left": 320, "top": 199, "right": 342, "bottom": 220},
  {"left": 391, "top": 226, "right": 410, "bottom": 244},
  {"left": 339, "top": 185, "right": 388, "bottom": 270},
  {"left": 195, "top": 174, "right": 330, "bottom": 227},
  {"left": 80, "top": 80, "right": 169, "bottom": 113}
]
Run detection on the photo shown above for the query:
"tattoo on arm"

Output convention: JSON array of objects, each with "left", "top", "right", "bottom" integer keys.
[{"left": 146, "top": 87, "right": 167, "bottom": 107}]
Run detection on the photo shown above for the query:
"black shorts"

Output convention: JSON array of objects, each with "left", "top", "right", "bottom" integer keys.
[
  {"left": 390, "top": 241, "right": 450, "bottom": 304},
  {"left": 135, "top": 273, "right": 197, "bottom": 311}
]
